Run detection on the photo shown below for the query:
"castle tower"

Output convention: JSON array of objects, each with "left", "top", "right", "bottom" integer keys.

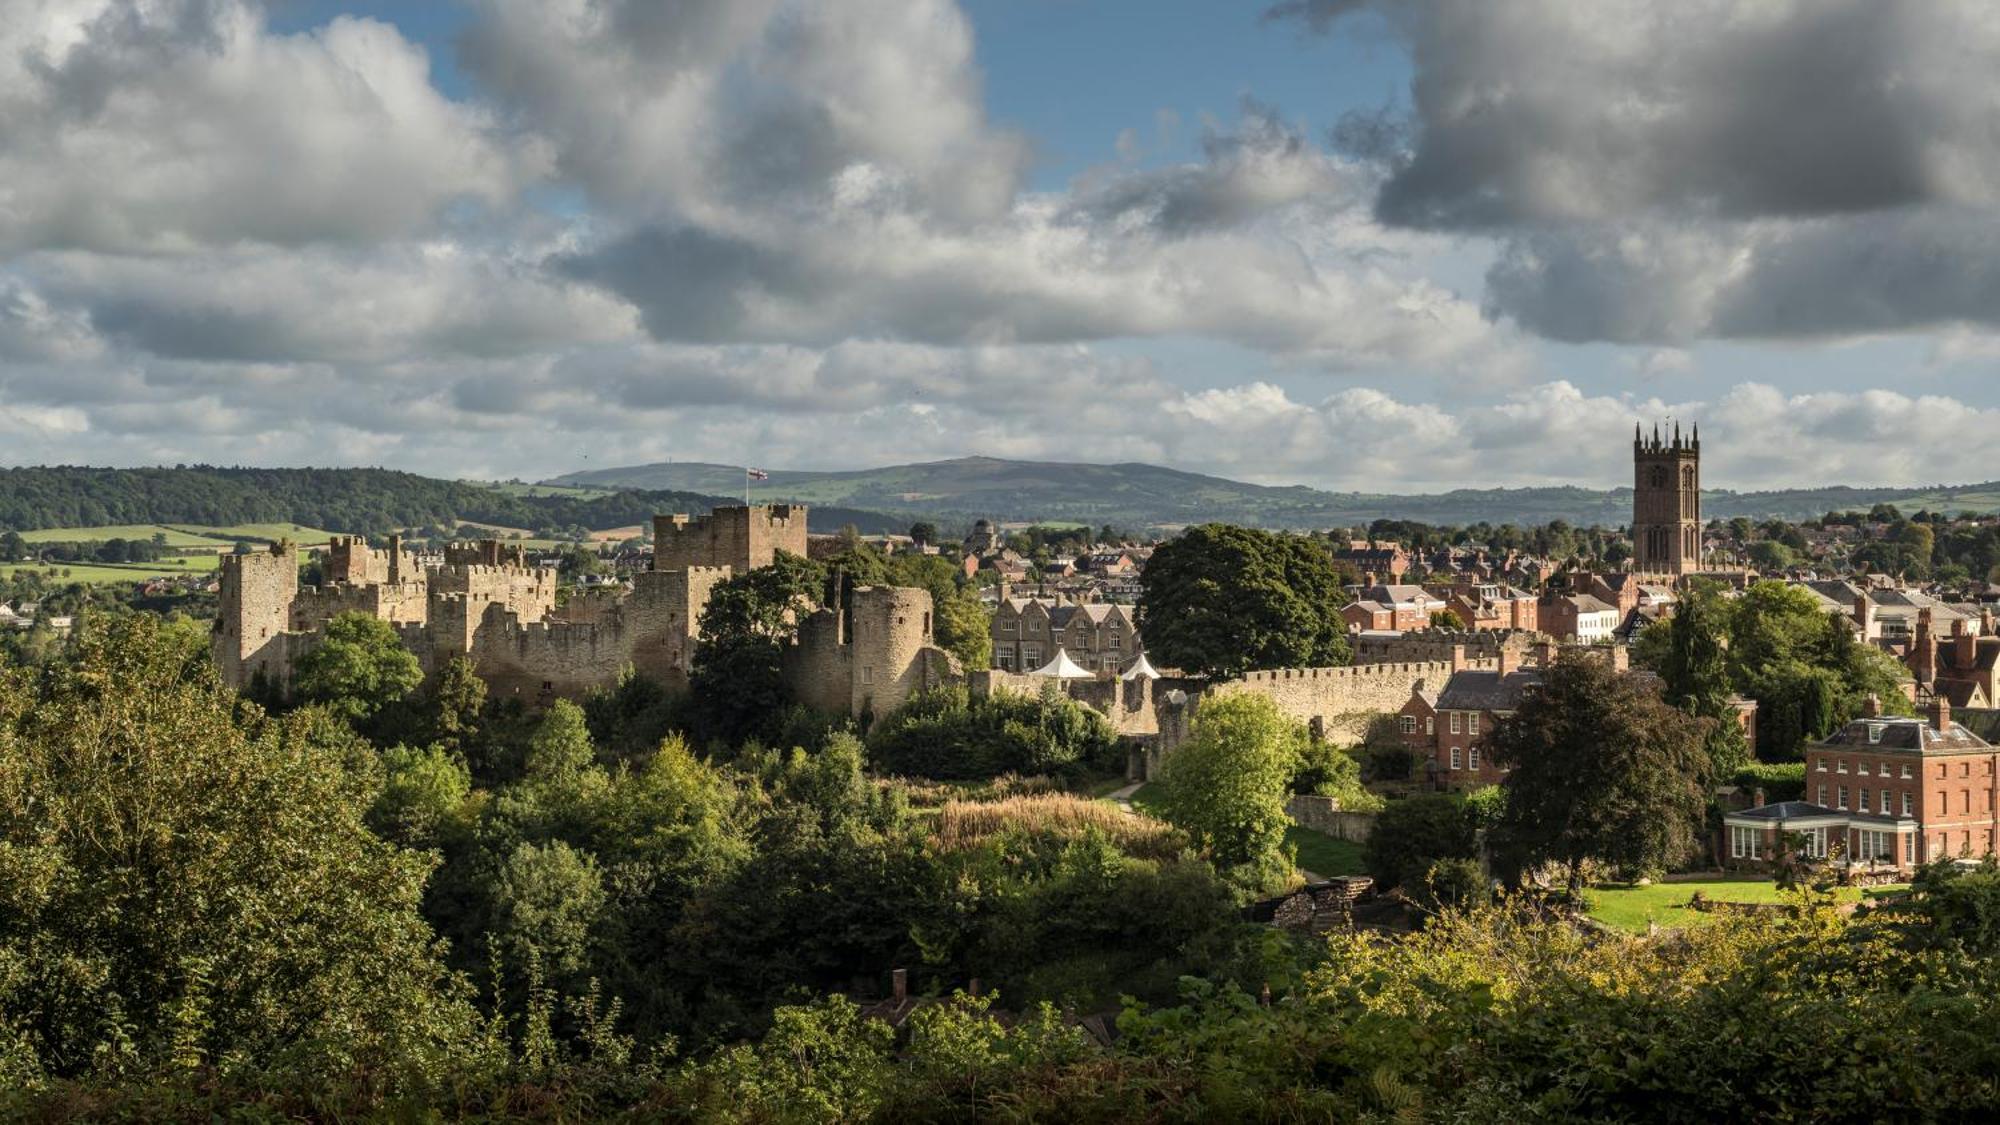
[
  {"left": 213, "top": 542, "right": 300, "bottom": 689},
  {"left": 652, "top": 504, "right": 809, "bottom": 573},
  {"left": 847, "top": 586, "right": 935, "bottom": 722},
  {"left": 1632, "top": 421, "right": 1700, "bottom": 576}
]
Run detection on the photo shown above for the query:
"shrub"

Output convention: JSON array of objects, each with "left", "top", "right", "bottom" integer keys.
[
  {"left": 1364, "top": 792, "right": 1481, "bottom": 893},
  {"left": 867, "top": 684, "right": 1119, "bottom": 781},
  {"left": 1732, "top": 761, "right": 1807, "bottom": 803}
]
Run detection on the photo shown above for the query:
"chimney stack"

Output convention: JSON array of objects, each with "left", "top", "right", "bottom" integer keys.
[
  {"left": 1495, "top": 646, "right": 1515, "bottom": 675},
  {"left": 891, "top": 968, "right": 908, "bottom": 1006},
  {"left": 1862, "top": 692, "right": 1883, "bottom": 718},
  {"left": 1930, "top": 694, "right": 1953, "bottom": 734},
  {"left": 1955, "top": 619, "right": 1976, "bottom": 667}
]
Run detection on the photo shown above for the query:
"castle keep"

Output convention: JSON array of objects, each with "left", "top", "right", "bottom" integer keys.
[{"left": 212, "top": 505, "right": 956, "bottom": 718}]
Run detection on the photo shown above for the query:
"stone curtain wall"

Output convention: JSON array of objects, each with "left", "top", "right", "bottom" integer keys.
[
  {"left": 1207, "top": 661, "right": 1458, "bottom": 744},
  {"left": 1286, "top": 794, "right": 1375, "bottom": 843}
]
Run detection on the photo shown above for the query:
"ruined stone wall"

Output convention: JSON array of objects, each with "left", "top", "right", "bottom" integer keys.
[
  {"left": 469, "top": 612, "right": 637, "bottom": 702},
  {"left": 1286, "top": 795, "right": 1376, "bottom": 843},
  {"left": 965, "top": 670, "right": 1171, "bottom": 739},
  {"left": 786, "top": 607, "right": 853, "bottom": 715},
  {"left": 212, "top": 545, "right": 298, "bottom": 689},
  {"left": 620, "top": 567, "right": 730, "bottom": 686},
  {"left": 654, "top": 505, "right": 809, "bottom": 573}
]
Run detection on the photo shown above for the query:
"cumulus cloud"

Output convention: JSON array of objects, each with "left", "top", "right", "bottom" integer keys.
[{"left": 0, "top": 0, "right": 530, "bottom": 253}]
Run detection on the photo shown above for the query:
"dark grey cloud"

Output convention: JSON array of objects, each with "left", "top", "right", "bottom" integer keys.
[
  {"left": 1487, "top": 210, "right": 2000, "bottom": 344},
  {"left": 1276, "top": 0, "right": 2000, "bottom": 229}
]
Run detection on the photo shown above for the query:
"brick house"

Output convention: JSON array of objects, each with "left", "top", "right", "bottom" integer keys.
[
  {"left": 1444, "top": 582, "right": 1539, "bottom": 631},
  {"left": 1725, "top": 697, "right": 2000, "bottom": 874},
  {"left": 1397, "top": 653, "right": 1543, "bottom": 790},
  {"left": 1339, "top": 540, "right": 1411, "bottom": 580},
  {"left": 1343, "top": 584, "right": 1443, "bottom": 632}
]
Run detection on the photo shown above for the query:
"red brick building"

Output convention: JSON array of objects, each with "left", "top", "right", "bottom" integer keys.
[
  {"left": 1725, "top": 697, "right": 1999, "bottom": 873},
  {"left": 1397, "top": 653, "right": 1543, "bottom": 790}
]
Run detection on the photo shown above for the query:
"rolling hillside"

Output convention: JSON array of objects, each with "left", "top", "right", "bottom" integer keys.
[
  {"left": 551, "top": 456, "right": 2000, "bottom": 530},
  {"left": 0, "top": 467, "right": 904, "bottom": 537}
]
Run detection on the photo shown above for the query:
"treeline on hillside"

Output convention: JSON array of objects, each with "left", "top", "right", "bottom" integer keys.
[{"left": 0, "top": 466, "right": 907, "bottom": 537}]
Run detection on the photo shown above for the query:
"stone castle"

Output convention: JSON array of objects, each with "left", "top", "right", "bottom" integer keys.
[{"left": 213, "top": 504, "right": 958, "bottom": 719}]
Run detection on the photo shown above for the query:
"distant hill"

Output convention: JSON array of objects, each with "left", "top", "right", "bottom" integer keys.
[
  {"left": 0, "top": 466, "right": 905, "bottom": 537},
  {"left": 551, "top": 456, "right": 2000, "bottom": 530}
]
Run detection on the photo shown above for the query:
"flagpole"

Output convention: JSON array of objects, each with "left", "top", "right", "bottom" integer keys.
[{"left": 744, "top": 466, "right": 750, "bottom": 508}]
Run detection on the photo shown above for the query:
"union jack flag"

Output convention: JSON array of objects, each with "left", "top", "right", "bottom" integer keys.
[{"left": 746, "top": 468, "right": 770, "bottom": 480}]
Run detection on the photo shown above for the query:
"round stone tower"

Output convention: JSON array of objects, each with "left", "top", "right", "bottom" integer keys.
[{"left": 847, "top": 585, "right": 934, "bottom": 721}]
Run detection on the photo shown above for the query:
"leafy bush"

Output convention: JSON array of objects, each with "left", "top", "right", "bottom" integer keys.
[
  {"left": 866, "top": 684, "right": 1119, "bottom": 781},
  {"left": 1364, "top": 792, "right": 1481, "bottom": 893}
]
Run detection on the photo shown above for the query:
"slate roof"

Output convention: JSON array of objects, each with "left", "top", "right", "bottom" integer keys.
[
  {"left": 1435, "top": 669, "right": 1542, "bottom": 712},
  {"left": 1817, "top": 717, "right": 1993, "bottom": 753}
]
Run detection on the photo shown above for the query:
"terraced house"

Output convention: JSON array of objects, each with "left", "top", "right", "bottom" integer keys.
[{"left": 990, "top": 595, "right": 1142, "bottom": 675}]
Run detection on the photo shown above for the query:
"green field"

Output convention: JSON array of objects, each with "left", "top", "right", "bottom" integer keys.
[
  {"left": 164, "top": 523, "right": 340, "bottom": 544},
  {"left": 480, "top": 481, "right": 617, "bottom": 500},
  {"left": 1586, "top": 878, "right": 1906, "bottom": 933},
  {"left": 1, "top": 556, "right": 221, "bottom": 584},
  {"left": 19, "top": 524, "right": 234, "bottom": 547}
]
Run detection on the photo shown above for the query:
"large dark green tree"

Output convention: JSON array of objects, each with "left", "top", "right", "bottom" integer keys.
[
  {"left": 1658, "top": 585, "right": 1750, "bottom": 775},
  {"left": 0, "top": 616, "right": 476, "bottom": 1082},
  {"left": 1490, "top": 653, "right": 1713, "bottom": 887},
  {"left": 688, "top": 551, "right": 826, "bottom": 746},
  {"left": 1138, "top": 524, "right": 1351, "bottom": 679}
]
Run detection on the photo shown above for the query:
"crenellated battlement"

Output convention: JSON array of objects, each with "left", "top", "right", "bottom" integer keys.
[{"left": 653, "top": 504, "right": 809, "bottom": 573}]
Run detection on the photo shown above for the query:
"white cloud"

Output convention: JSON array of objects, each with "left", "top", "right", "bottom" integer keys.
[{"left": 0, "top": 0, "right": 531, "bottom": 253}]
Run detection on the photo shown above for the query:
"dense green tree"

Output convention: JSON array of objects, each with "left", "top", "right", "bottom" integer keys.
[
  {"left": 907, "top": 522, "right": 938, "bottom": 546},
  {"left": 1157, "top": 694, "right": 1299, "bottom": 877},
  {"left": 1658, "top": 585, "right": 1750, "bottom": 775},
  {"left": 289, "top": 610, "right": 423, "bottom": 724},
  {"left": 866, "top": 683, "right": 1118, "bottom": 780},
  {"left": 0, "top": 616, "right": 477, "bottom": 1083},
  {"left": 1364, "top": 791, "right": 1482, "bottom": 892},
  {"left": 1491, "top": 653, "right": 1713, "bottom": 886},
  {"left": 1138, "top": 524, "right": 1351, "bottom": 679},
  {"left": 419, "top": 654, "right": 486, "bottom": 758},
  {"left": 688, "top": 551, "right": 826, "bottom": 746}
]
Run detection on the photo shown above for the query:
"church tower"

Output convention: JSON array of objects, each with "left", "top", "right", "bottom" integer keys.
[{"left": 1633, "top": 421, "right": 1700, "bottom": 576}]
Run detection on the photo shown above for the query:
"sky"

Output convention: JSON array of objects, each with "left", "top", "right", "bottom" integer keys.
[{"left": 5, "top": 1, "right": 2000, "bottom": 494}]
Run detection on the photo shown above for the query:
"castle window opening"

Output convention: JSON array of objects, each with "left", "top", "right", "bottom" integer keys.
[{"left": 861, "top": 665, "right": 874, "bottom": 685}]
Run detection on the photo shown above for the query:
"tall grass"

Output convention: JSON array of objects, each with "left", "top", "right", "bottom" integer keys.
[{"left": 934, "top": 793, "right": 1185, "bottom": 860}]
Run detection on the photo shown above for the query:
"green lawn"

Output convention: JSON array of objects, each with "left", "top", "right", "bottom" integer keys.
[
  {"left": 19, "top": 524, "right": 236, "bottom": 548},
  {"left": 1586, "top": 878, "right": 1908, "bottom": 934},
  {"left": 1287, "top": 827, "right": 1367, "bottom": 877}
]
